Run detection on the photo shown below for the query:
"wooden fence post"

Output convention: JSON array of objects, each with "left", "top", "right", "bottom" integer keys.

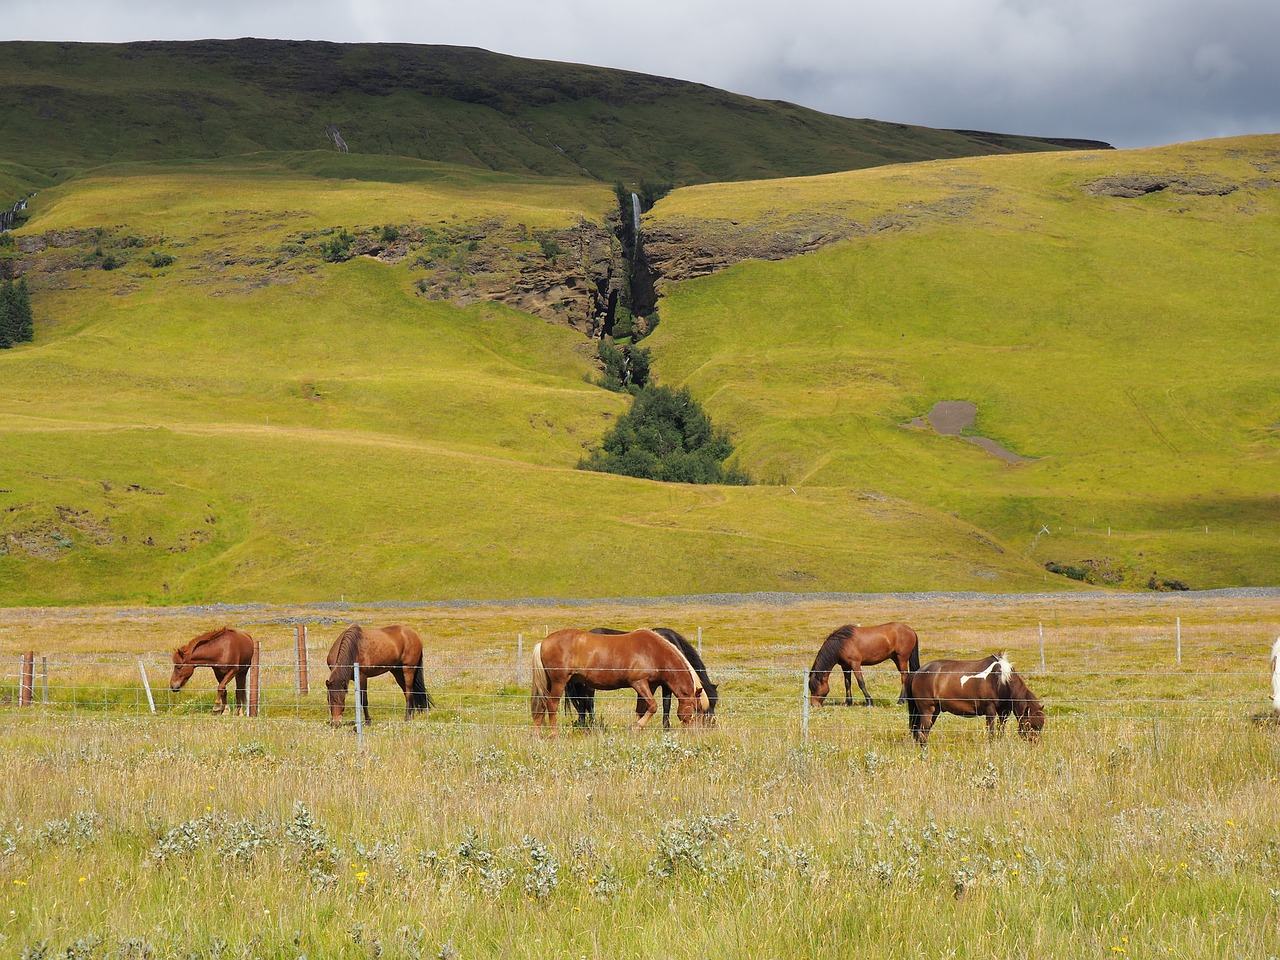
[
  {"left": 19, "top": 651, "right": 34, "bottom": 707},
  {"left": 248, "top": 641, "right": 261, "bottom": 717},
  {"left": 295, "top": 625, "right": 309, "bottom": 695}
]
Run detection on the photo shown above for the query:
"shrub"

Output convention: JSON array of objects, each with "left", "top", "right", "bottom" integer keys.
[
  {"left": 146, "top": 251, "right": 176, "bottom": 268},
  {"left": 579, "top": 384, "right": 749, "bottom": 485},
  {"left": 319, "top": 229, "right": 355, "bottom": 262}
]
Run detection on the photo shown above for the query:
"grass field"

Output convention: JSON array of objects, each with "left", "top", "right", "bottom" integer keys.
[{"left": 1, "top": 596, "right": 1277, "bottom": 958}]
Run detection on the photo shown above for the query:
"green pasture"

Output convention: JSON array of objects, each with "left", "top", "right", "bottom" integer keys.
[
  {"left": 648, "top": 137, "right": 1280, "bottom": 587},
  {"left": 0, "top": 597, "right": 1276, "bottom": 959}
]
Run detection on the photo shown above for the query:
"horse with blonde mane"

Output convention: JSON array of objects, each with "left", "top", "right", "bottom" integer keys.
[
  {"left": 905, "top": 654, "right": 1045, "bottom": 748},
  {"left": 325, "top": 624, "right": 433, "bottom": 725},
  {"left": 170, "top": 626, "right": 255, "bottom": 715},
  {"left": 564, "top": 627, "right": 720, "bottom": 729},
  {"left": 531, "top": 628, "right": 708, "bottom": 734}
]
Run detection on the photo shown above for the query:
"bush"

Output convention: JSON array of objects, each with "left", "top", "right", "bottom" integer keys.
[
  {"left": 319, "top": 229, "right": 355, "bottom": 262},
  {"left": 579, "top": 384, "right": 749, "bottom": 485},
  {"left": 146, "top": 251, "right": 176, "bottom": 268}
]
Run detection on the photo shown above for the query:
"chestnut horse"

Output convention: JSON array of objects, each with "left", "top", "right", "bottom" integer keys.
[
  {"left": 325, "top": 624, "right": 433, "bottom": 725},
  {"left": 531, "top": 628, "right": 708, "bottom": 734},
  {"left": 905, "top": 654, "right": 1045, "bottom": 748},
  {"left": 808, "top": 621, "right": 920, "bottom": 707},
  {"left": 170, "top": 626, "right": 255, "bottom": 715},
  {"left": 564, "top": 627, "right": 720, "bottom": 729}
]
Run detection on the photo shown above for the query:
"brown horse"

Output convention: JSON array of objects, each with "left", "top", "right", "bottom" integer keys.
[
  {"left": 170, "top": 626, "right": 255, "bottom": 715},
  {"left": 808, "top": 621, "right": 920, "bottom": 707},
  {"left": 325, "top": 624, "right": 433, "bottom": 725},
  {"left": 905, "top": 654, "right": 1045, "bottom": 748},
  {"left": 531, "top": 628, "right": 708, "bottom": 734}
]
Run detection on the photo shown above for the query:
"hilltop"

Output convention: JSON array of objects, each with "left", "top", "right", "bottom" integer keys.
[{"left": 0, "top": 39, "right": 1107, "bottom": 196}]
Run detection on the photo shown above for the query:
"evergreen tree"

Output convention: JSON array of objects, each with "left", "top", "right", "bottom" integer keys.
[
  {"left": 0, "top": 279, "right": 14, "bottom": 349},
  {"left": 12, "top": 278, "right": 32, "bottom": 342}
]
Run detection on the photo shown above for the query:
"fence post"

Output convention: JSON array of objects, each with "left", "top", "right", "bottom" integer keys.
[
  {"left": 19, "top": 651, "right": 34, "bottom": 707},
  {"left": 354, "top": 661, "right": 363, "bottom": 749},
  {"left": 1176, "top": 617, "right": 1181, "bottom": 665},
  {"left": 248, "top": 641, "right": 261, "bottom": 717},
  {"left": 138, "top": 659, "right": 156, "bottom": 714},
  {"left": 1038, "top": 623, "right": 1045, "bottom": 674},
  {"left": 801, "top": 670, "right": 809, "bottom": 740},
  {"left": 295, "top": 625, "right": 309, "bottom": 695},
  {"left": 517, "top": 634, "right": 523, "bottom": 688},
  {"left": 698, "top": 627, "right": 703, "bottom": 656},
  {"left": 41, "top": 656, "right": 48, "bottom": 704}
]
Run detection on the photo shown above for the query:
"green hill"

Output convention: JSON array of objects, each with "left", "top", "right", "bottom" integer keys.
[
  {"left": 0, "top": 42, "right": 1273, "bottom": 605},
  {"left": 0, "top": 39, "right": 1105, "bottom": 196}
]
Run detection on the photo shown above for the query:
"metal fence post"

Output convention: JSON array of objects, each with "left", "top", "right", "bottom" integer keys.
[
  {"left": 517, "top": 634, "right": 523, "bottom": 688},
  {"left": 354, "top": 661, "right": 363, "bottom": 749},
  {"left": 801, "top": 670, "right": 809, "bottom": 740},
  {"left": 1039, "top": 622, "right": 1045, "bottom": 674},
  {"left": 1176, "top": 617, "right": 1181, "bottom": 665},
  {"left": 248, "top": 641, "right": 261, "bottom": 717}
]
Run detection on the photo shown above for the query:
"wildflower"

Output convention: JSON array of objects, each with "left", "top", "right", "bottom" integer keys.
[
  {"left": 78, "top": 877, "right": 87, "bottom": 884},
  {"left": 205, "top": 806, "right": 211, "bottom": 812}
]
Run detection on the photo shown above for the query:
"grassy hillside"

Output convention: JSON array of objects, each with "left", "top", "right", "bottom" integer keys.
[
  {"left": 0, "top": 39, "right": 1105, "bottom": 197},
  {"left": 645, "top": 136, "right": 1280, "bottom": 588},
  {"left": 0, "top": 155, "right": 1054, "bottom": 604}
]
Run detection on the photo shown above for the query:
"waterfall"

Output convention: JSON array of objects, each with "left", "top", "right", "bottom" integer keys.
[
  {"left": 631, "top": 193, "right": 641, "bottom": 237},
  {"left": 0, "top": 197, "right": 27, "bottom": 232}
]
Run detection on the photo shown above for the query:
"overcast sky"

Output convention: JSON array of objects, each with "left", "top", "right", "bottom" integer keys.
[{"left": 4, "top": 0, "right": 1278, "bottom": 149}]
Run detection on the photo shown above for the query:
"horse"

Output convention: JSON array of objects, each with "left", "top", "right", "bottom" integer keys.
[
  {"left": 325, "top": 624, "right": 433, "bottom": 725},
  {"left": 169, "top": 626, "right": 256, "bottom": 715},
  {"left": 807, "top": 621, "right": 920, "bottom": 707},
  {"left": 563, "top": 627, "right": 720, "bottom": 729},
  {"left": 904, "top": 654, "right": 1045, "bottom": 748},
  {"left": 530, "top": 628, "right": 708, "bottom": 734}
]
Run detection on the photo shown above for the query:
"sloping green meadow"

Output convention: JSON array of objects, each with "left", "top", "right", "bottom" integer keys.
[
  {"left": 2, "top": 138, "right": 1277, "bottom": 603},
  {"left": 1, "top": 157, "right": 1049, "bottom": 604},
  {"left": 648, "top": 136, "right": 1280, "bottom": 588}
]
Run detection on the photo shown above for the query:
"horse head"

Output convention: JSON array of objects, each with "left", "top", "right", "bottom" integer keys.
[
  {"left": 325, "top": 625, "right": 362, "bottom": 725},
  {"left": 169, "top": 648, "right": 195, "bottom": 692},
  {"left": 807, "top": 670, "right": 831, "bottom": 707},
  {"left": 1008, "top": 672, "right": 1045, "bottom": 741}
]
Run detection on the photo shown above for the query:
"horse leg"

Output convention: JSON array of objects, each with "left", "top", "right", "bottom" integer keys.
[
  {"left": 359, "top": 675, "right": 371, "bottom": 725},
  {"left": 896, "top": 656, "right": 910, "bottom": 705},
  {"left": 393, "top": 667, "right": 411, "bottom": 720},
  {"left": 984, "top": 708, "right": 998, "bottom": 743},
  {"left": 234, "top": 666, "right": 249, "bottom": 716},
  {"left": 914, "top": 704, "right": 937, "bottom": 747},
  {"left": 853, "top": 664, "right": 872, "bottom": 707},
  {"left": 632, "top": 681, "right": 658, "bottom": 730},
  {"left": 661, "top": 686, "right": 673, "bottom": 730},
  {"left": 842, "top": 665, "right": 854, "bottom": 706},
  {"left": 214, "top": 668, "right": 231, "bottom": 715}
]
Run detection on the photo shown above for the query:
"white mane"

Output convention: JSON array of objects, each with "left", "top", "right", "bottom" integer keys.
[
  {"left": 654, "top": 631, "right": 709, "bottom": 711},
  {"left": 961, "top": 654, "right": 1012, "bottom": 687}
]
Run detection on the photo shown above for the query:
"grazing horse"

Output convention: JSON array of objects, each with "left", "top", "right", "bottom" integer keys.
[
  {"left": 564, "top": 627, "right": 720, "bottom": 729},
  {"left": 905, "top": 654, "right": 1045, "bottom": 748},
  {"left": 808, "top": 621, "right": 920, "bottom": 707},
  {"left": 531, "top": 628, "right": 708, "bottom": 734},
  {"left": 170, "top": 626, "right": 255, "bottom": 715},
  {"left": 325, "top": 624, "right": 433, "bottom": 725}
]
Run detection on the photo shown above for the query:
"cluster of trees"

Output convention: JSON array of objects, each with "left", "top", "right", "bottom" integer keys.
[
  {"left": 0, "top": 278, "right": 33, "bottom": 348},
  {"left": 579, "top": 384, "right": 749, "bottom": 485}
]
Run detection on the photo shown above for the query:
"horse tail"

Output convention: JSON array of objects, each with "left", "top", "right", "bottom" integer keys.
[
  {"left": 530, "top": 642, "right": 549, "bottom": 721},
  {"left": 410, "top": 658, "right": 434, "bottom": 711},
  {"left": 908, "top": 631, "right": 920, "bottom": 672}
]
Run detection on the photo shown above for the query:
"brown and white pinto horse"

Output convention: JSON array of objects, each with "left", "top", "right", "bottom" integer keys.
[
  {"left": 170, "top": 626, "right": 256, "bottom": 715},
  {"left": 905, "top": 654, "right": 1045, "bottom": 748},
  {"left": 808, "top": 621, "right": 920, "bottom": 707},
  {"left": 531, "top": 628, "right": 708, "bottom": 734},
  {"left": 325, "top": 624, "right": 433, "bottom": 725}
]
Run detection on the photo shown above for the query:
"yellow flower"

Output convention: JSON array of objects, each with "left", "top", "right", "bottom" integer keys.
[
  {"left": 78, "top": 877, "right": 87, "bottom": 883},
  {"left": 205, "top": 806, "right": 211, "bottom": 812}
]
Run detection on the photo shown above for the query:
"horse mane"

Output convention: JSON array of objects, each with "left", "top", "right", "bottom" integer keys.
[
  {"left": 328, "top": 624, "right": 363, "bottom": 686},
  {"left": 994, "top": 654, "right": 1013, "bottom": 687},
  {"left": 810, "top": 625, "right": 856, "bottom": 678},
  {"left": 653, "top": 628, "right": 717, "bottom": 712},
  {"left": 646, "top": 629, "right": 709, "bottom": 712},
  {"left": 174, "top": 626, "right": 231, "bottom": 662}
]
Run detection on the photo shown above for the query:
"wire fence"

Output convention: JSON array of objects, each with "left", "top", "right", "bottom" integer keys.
[{"left": 1, "top": 649, "right": 1276, "bottom": 733}]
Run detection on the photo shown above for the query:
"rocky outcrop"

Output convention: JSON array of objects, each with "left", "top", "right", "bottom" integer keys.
[{"left": 1084, "top": 174, "right": 1241, "bottom": 198}]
